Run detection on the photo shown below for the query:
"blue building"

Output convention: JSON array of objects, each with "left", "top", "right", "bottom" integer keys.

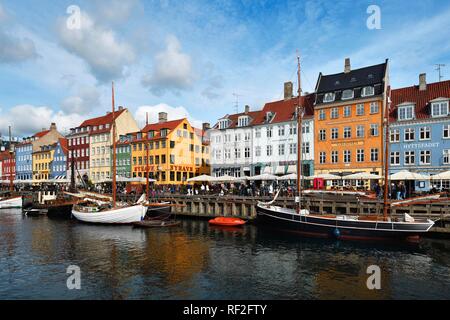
[
  {"left": 50, "top": 138, "right": 68, "bottom": 179},
  {"left": 15, "top": 141, "right": 33, "bottom": 180},
  {"left": 389, "top": 75, "right": 450, "bottom": 192}
]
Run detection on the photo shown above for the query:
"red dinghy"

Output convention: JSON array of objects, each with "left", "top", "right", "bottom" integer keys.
[{"left": 209, "top": 217, "right": 246, "bottom": 227}]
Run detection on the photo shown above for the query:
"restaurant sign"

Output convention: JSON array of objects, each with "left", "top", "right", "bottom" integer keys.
[{"left": 402, "top": 142, "right": 439, "bottom": 150}]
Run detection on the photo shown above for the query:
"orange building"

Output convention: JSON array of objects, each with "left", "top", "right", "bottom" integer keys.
[{"left": 314, "top": 58, "right": 389, "bottom": 184}]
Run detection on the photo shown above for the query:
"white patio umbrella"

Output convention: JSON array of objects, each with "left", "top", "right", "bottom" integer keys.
[
  {"left": 277, "top": 173, "right": 300, "bottom": 181},
  {"left": 344, "top": 172, "right": 382, "bottom": 180},
  {"left": 14, "top": 179, "right": 33, "bottom": 184},
  {"left": 187, "top": 174, "right": 215, "bottom": 182},
  {"left": 431, "top": 170, "right": 450, "bottom": 180},
  {"left": 305, "top": 173, "right": 341, "bottom": 180},
  {"left": 212, "top": 174, "right": 245, "bottom": 183},
  {"left": 389, "top": 170, "right": 430, "bottom": 181},
  {"left": 247, "top": 173, "right": 278, "bottom": 181}
]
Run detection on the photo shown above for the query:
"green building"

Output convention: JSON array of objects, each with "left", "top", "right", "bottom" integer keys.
[{"left": 115, "top": 135, "right": 132, "bottom": 178}]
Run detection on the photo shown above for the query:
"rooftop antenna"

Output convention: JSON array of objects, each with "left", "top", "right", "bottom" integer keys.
[
  {"left": 435, "top": 64, "right": 446, "bottom": 82},
  {"left": 232, "top": 93, "right": 243, "bottom": 114}
]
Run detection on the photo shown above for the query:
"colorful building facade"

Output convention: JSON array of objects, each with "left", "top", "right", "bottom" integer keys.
[
  {"left": 50, "top": 138, "right": 68, "bottom": 179},
  {"left": 116, "top": 135, "right": 132, "bottom": 178},
  {"left": 389, "top": 76, "right": 450, "bottom": 191},
  {"left": 33, "top": 144, "right": 55, "bottom": 182},
  {"left": 0, "top": 150, "right": 15, "bottom": 183},
  {"left": 313, "top": 59, "right": 389, "bottom": 184},
  {"left": 130, "top": 113, "right": 210, "bottom": 185}
]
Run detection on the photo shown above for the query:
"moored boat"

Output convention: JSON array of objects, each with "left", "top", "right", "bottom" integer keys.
[
  {"left": 0, "top": 196, "right": 23, "bottom": 209},
  {"left": 72, "top": 202, "right": 147, "bottom": 224},
  {"left": 209, "top": 217, "right": 246, "bottom": 227}
]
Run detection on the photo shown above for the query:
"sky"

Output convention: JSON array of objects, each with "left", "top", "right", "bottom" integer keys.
[{"left": 0, "top": 0, "right": 449, "bottom": 137}]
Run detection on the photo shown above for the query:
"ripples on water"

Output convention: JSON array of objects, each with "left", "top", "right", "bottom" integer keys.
[{"left": 0, "top": 209, "right": 449, "bottom": 300}]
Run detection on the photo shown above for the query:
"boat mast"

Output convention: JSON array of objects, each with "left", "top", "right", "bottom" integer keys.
[
  {"left": 146, "top": 112, "right": 150, "bottom": 200},
  {"left": 112, "top": 82, "right": 117, "bottom": 208},
  {"left": 296, "top": 54, "right": 303, "bottom": 214},
  {"left": 383, "top": 89, "right": 391, "bottom": 219},
  {"left": 8, "top": 126, "right": 14, "bottom": 192}
]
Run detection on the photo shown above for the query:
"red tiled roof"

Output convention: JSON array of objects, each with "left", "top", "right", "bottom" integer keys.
[
  {"left": 142, "top": 118, "right": 185, "bottom": 133},
  {"left": 390, "top": 80, "right": 450, "bottom": 121},
  {"left": 79, "top": 108, "right": 126, "bottom": 128},
  {"left": 220, "top": 110, "right": 262, "bottom": 129},
  {"left": 58, "top": 138, "right": 68, "bottom": 154},
  {"left": 255, "top": 94, "right": 315, "bottom": 125},
  {"left": 34, "top": 130, "right": 50, "bottom": 138}
]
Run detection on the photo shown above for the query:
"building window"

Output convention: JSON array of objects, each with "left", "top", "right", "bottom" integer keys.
[
  {"left": 357, "top": 149, "right": 364, "bottom": 162},
  {"left": 343, "top": 127, "right": 351, "bottom": 139},
  {"left": 370, "top": 124, "right": 379, "bottom": 136},
  {"left": 289, "top": 143, "right": 297, "bottom": 155},
  {"left": 244, "top": 147, "right": 250, "bottom": 158},
  {"left": 278, "top": 144, "right": 285, "bottom": 156},
  {"left": 420, "top": 150, "right": 431, "bottom": 165},
  {"left": 344, "top": 106, "right": 351, "bottom": 117},
  {"left": 255, "top": 128, "right": 261, "bottom": 138},
  {"left": 357, "top": 125, "right": 365, "bottom": 138},
  {"left": 219, "top": 120, "right": 229, "bottom": 129},
  {"left": 323, "top": 92, "right": 335, "bottom": 103},
  {"left": 341, "top": 89, "right": 354, "bottom": 100},
  {"left": 362, "top": 86, "right": 375, "bottom": 97},
  {"left": 398, "top": 105, "right": 415, "bottom": 121},
  {"left": 302, "top": 122, "right": 310, "bottom": 134},
  {"left": 356, "top": 104, "right": 365, "bottom": 116},
  {"left": 343, "top": 150, "right": 351, "bottom": 163},
  {"left": 390, "top": 129, "right": 400, "bottom": 142},
  {"left": 278, "top": 126, "right": 285, "bottom": 136},
  {"left": 319, "top": 129, "right": 326, "bottom": 141},
  {"left": 267, "top": 127, "right": 273, "bottom": 138},
  {"left": 404, "top": 151, "right": 415, "bottom": 165},
  {"left": 234, "top": 148, "right": 240, "bottom": 159},
  {"left": 443, "top": 150, "right": 450, "bottom": 164},
  {"left": 238, "top": 116, "right": 249, "bottom": 127},
  {"left": 302, "top": 142, "right": 310, "bottom": 154},
  {"left": 319, "top": 152, "right": 326, "bottom": 164},
  {"left": 330, "top": 108, "right": 339, "bottom": 119},
  {"left": 331, "top": 151, "right": 338, "bottom": 163},
  {"left": 371, "top": 148, "right": 379, "bottom": 162},
  {"left": 289, "top": 124, "right": 297, "bottom": 135},
  {"left": 319, "top": 109, "right": 326, "bottom": 121},
  {"left": 331, "top": 128, "right": 338, "bottom": 140},
  {"left": 404, "top": 128, "right": 415, "bottom": 141},
  {"left": 225, "top": 149, "right": 231, "bottom": 159},
  {"left": 244, "top": 132, "right": 251, "bottom": 141},
  {"left": 266, "top": 145, "right": 272, "bottom": 156},
  {"left": 370, "top": 102, "right": 379, "bottom": 114},
  {"left": 391, "top": 151, "right": 400, "bottom": 165},
  {"left": 444, "top": 125, "right": 450, "bottom": 139},
  {"left": 255, "top": 146, "right": 261, "bottom": 157},
  {"left": 420, "top": 127, "right": 431, "bottom": 140},
  {"left": 431, "top": 101, "right": 449, "bottom": 117}
]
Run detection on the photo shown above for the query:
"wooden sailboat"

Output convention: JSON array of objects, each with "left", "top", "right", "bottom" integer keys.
[
  {"left": 256, "top": 55, "right": 434, "bottom": 241},
  {"left": 0, "top": 126, "right": 22, "bottom": 209},
  {"left": 71, "top": 83, "right": 147, "bottom": 224}
]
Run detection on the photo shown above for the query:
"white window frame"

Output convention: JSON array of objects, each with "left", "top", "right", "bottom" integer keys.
[
  {"left": 362, "top": 86, "right": 375, "bottom": 97},
  {"left": 431, "top": 101, "right": 449, "bottom": 118},
  {"left": 398, "top": 105, "right": 415, "bottom": 121},
  {"left": 404, "top": 151, "right": 415, "bottom": 166},
  {"left": 419, "top": 127, "right": 431, "bottom": 141},
  {"left": 420, "top": 150, "right": 431, "bottom": 165},
  {"left": 404, "top": 128, "right": 415, "bottom": 141},
  {"left": 323, "top": 92, "right": 335, "bottom": 103},
  {"left": 390, "top": 151, "right": 400, "bottom": 166},
  {"left": 341, "top": 89, "right": 354, "bottom": 100},
  {"left": 390, "top": 129, "right": 400, "bottom": 142}
]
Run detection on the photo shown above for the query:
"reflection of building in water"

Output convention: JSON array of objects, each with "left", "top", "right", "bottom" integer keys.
[{"left": 313, "top": 255, "right": 391, "bottom": 299}]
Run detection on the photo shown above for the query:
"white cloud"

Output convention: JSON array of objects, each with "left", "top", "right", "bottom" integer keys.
[
  {"left": 57, "top": 11, "right": 136, "bottom": 82},
  {"left": 92, "top": 0, "right": 141, "bottom": 24},
  {"left": 142, "top": 35, "right": 194, "bottom": 96},
  {"left": 134, "top": 103, "right": 203, "bottom": 129},
  {"left": 0, "top": 105, "right": 84, "bottom": 136},
  {"left": 61, "top": 86, "right": 100, "bottom": 114}
]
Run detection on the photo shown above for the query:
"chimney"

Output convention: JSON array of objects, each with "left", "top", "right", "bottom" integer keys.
[
  {"left": 419, "top": 73, "right": 427, "bottom": 91},
  {"left": 344, "top": 58, "right": 351, "bottom": 73},
  {"left": 284, "top": 82, "right": 293, "bottom": 100},
  {"left": 202, "top": 123, "right": 210, "bottom": 131},
  {"left": 244, "top": 105, "right": 250, "bottom": 114},
  {"left": 158, "top": 112, "right": 168, "bottom": 123},
  {"left": 118, "top": 106, "right": 124, "bottom": 111}
]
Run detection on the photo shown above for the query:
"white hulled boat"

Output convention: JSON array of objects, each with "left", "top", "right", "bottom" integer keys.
[{"left": 0, "top": 196, "right": 23, "bottom": 209}]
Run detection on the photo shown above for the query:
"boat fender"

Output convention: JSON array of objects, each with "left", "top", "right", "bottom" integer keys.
[{"left": 333, "top": 228, "right": 340, "bottom": 238}]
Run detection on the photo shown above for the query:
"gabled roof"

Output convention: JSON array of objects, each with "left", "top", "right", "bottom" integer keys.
[
  {"left": 34, "top": 130, "right": 50, "bottom": 138},
  {"left": 315, "top": 60, "right": 388, "bottom": 105},
  {"left": 58, "top": 138, "right": 68, "bottom": 154},
  {"left": 79, "top": 108, "right": 126, "bottom": 128},
  {"left": 390, "top": 80, "right": 450, "bottom": 121},
  {"left": 218, "top": 110, "right": 262, "bottom": 129},
  {"left": 142, "top": 119, "right": 185, "bottom": 133}
]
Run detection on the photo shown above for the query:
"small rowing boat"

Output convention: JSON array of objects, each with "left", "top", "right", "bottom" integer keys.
[
  {"left": 133, "top": 220, "right": 181, "bottom": 228},
  {"left": 209, "top": 217, "right": 246, "bottom": 227}
]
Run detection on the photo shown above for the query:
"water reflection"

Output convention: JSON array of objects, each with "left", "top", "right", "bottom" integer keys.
[{"left": 0, "top": 210, "right": 449, "bottom": 299}]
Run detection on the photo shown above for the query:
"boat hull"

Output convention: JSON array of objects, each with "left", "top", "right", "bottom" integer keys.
[
  {"left": 256, "top": 204, "right": 434, "bottom": 241},
  {"left": 146, "top": 203, "right": 171, "bottom": 218},
  {"left": 0, "top": 196, "right": 23, "bottom": 209},
  {"left": 72, "top": 204, "right": 147, "bottom": 224},
  {"left": 47, "top": 204, "right": 74, "bottom": 219}
]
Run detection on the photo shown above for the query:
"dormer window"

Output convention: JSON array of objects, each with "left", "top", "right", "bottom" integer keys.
[
  {"left": 431, "top": 100, "right": 449, "bottom": 118},
  {"left": 362, "top": 86, "right": 375, "bottom": 97},
  {"left": 323, "top": 92, "right": 335, "bottom": 103},
  {"left": 219, "top": 119, "right": 229, "bottom": 130},
  {"left": 341, "top": 89, "right": 354, "bottom": 100},
  {"left": 265, "top": 112, "right": 275, "bottom": 123},
  {"left": 398, "top": 105, "right": 415, "bottom": 121},
  {"left": 161, "top": 129, "right": 168, "bottom": 137},
  {"left": 148, "top": 131, "right": 155, "bottom": 138},
  {"left": 238, "top": 116, "right": 249, "bottom": 127}
]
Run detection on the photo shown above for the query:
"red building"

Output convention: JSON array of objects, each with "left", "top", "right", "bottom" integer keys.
[{"left": 0, "top": 150, "right": 15, "bottom": 184}]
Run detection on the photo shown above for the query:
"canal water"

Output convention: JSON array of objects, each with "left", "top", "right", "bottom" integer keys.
[{"left": 0, "top": 209, "right": 449, "bottom": 299}]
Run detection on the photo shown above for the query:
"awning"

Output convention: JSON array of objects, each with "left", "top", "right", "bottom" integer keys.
[
  {"left": 243, "top": 167, "right": 250, "bottom": 171},
  {"left": 275, "top": 166, "right": 285, "bottom": 175},
  {"left": 431, "top": 170, "right": 450, "bottom": 180},
  {"left": 389, "top": 170, "right": 430, "bottom": 181}
]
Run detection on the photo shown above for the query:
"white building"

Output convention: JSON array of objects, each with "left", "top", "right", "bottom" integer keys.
[{"left": 209, "top": 82, "right": 315, "bottom": 177}]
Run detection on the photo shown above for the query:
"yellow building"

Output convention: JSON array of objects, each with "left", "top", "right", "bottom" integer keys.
[
  {"left": 130, "top": 112, "right": 210, "bottom": 185},
  {"left": 32, "top": 144, "right": 55, "bottom": 182}
]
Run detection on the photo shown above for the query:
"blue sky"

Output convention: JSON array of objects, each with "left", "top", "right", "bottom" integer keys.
[{"left": 0, "top": 0, "right": 449, "bottom": 137}]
